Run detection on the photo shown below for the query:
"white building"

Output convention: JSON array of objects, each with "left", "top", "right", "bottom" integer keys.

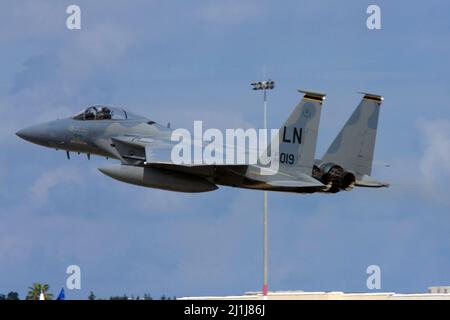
[{"left": 180, "top": 289, "right": 450, "bottom": 300}]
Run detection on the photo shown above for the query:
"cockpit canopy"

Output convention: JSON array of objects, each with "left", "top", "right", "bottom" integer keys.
[{"left": 72, "top": 105, "right": 132, "bottom": 121}]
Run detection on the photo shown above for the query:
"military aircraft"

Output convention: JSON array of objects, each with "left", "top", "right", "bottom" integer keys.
[{"left": 16, "top": 90, "right": 388, "bottom": 193}]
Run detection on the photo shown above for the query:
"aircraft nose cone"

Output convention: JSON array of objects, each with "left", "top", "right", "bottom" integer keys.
[
  {"left": 16, "top": 128, "right": 33, "bottom": 141},
  {"left": 16, "top": 124, "right": 48, "bottom": 145}
]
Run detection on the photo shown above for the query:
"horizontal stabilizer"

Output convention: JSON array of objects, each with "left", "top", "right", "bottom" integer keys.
[{"left": 356, "top": 174, "right": 389, "bottom": 188}]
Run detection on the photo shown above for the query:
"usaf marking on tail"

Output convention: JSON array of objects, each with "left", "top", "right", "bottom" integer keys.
[{"left": 17, "top": 89, "right": 388, "bottom": 194}]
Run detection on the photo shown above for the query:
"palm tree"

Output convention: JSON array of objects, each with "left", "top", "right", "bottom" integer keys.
[{"left": 26, "top": 283, "right": 53, "bottom": 300}]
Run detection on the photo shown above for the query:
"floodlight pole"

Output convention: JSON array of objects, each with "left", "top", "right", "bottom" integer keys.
[
  {"left": 251, "top": 80, "right": 274, "bottom": 300},
  {"left": 263, "top": 89, "right": 268, "bottom": 300}
]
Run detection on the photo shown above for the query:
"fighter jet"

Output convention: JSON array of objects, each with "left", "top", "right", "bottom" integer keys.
[{"left": 16, "top": 90, "right": 388, "bottom": 193}]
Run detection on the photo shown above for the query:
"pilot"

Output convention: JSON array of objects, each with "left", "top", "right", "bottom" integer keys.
[
  {"left": 84, "top": 107, "right": 96, "bottom": 120},
  {"left": 97, "top": 106, "right": 112, "bottom": 120}
]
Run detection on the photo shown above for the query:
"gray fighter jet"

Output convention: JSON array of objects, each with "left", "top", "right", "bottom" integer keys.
[{"left": 16, "top": 90, "right": 388, "bottom": 193}]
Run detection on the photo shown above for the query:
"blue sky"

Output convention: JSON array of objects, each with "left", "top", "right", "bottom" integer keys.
[{"left": 1, "top": 0, "right": 450, "bottom": 299}]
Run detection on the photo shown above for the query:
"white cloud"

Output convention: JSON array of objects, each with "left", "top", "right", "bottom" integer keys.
[
  {"left": 374, "top": 119, "right": 450, "bottom": 206},
  {"left": 30, "top": 166, "right": 84, "bottom": 205},
  {"left": 418, "top": 119, "right": 450, "bottom": 179},
  {"left": 417, "top": 119, "right": 450, "bottom": 204}
]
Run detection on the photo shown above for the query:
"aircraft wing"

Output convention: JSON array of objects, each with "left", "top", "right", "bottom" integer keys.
[{"left": 111, "top": 135, "right": 259, "bottom": 167}]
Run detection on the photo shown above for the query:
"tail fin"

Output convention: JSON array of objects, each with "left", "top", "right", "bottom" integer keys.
[
  {"left": 322, "top": 92, "right": 383, "bottom": 176},
  {"left": 273, "top": 90, "right": 326, "bottom": 175}
]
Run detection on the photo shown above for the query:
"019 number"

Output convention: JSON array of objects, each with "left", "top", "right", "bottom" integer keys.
[{"left": 280, "top": 152, "right": 295, "bottom": 164}]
